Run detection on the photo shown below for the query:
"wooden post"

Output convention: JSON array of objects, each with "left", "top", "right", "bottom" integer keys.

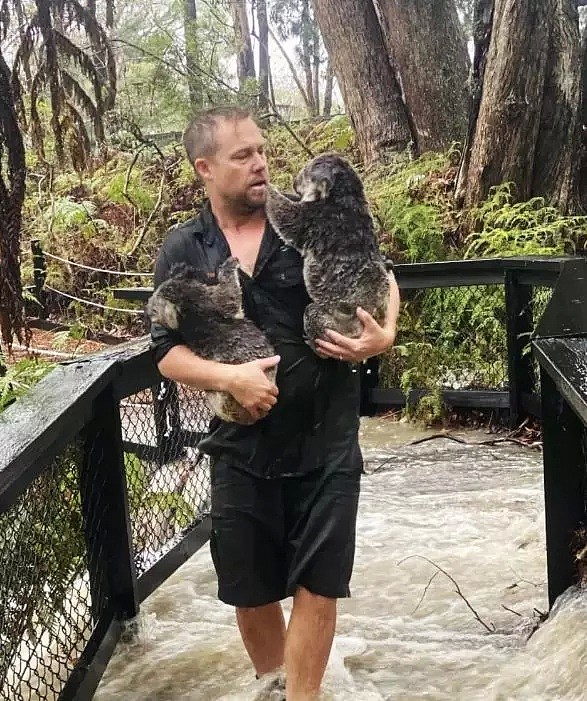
[{"left": 31, "top": 238, "right": 47, "bottom": 320}]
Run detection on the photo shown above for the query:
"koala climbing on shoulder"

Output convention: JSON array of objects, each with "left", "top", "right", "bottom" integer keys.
[
  {"left": 146, "top": 256, "right": 277, "bottom": 425},
  {"left": 265, "top": 152, "right": 391, "bottom": 353}
]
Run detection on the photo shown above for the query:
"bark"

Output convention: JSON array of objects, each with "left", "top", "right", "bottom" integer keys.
[
  {"left": 230, "top": 0, "right": 255, "bottom": 90},
  {"left": 532, "top": 0, "right": 582, "bottom": 211},
  {"left": 579, "top": 20, "right": 587, "bottom": 208},
  {"left": 183, "top": 0, "right": 203, "bottom": 110},
  {"left": 0, "top": 48, "right": 29, "bottom": 350},
  {"left": 312, "top": 0, "right": 413, "bottom": 164},
  {"left": 300, "top": 0, "right": 317, "bottom": 115},
  {"left": 312, "top": 20, "right": 321, "bottom": 115},
  {"left": 322, "top": 59, "right": 333, "bottom": 116},
  {"left": 455, "top": 0, "right": 495, "bottom": 202},
  {"left": 373, "top": 0, "right": 470, "bottom": 152},
  {"left": 257, "top": 0, "right": 270, "bottom": 112},
  {"left": 459, "top": 0, "right": 582, "bottom": 212}
]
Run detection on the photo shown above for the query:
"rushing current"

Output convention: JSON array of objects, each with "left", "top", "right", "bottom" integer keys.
[{"left": 94, "top": 418, "right": 587, "bottom": 701}]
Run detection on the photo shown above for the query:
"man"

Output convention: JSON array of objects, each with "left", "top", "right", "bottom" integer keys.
[{"left": 150, "top": 105, "right": 400, "bottom": 701}]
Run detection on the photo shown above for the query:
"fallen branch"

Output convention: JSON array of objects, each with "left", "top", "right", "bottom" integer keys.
[
  {"left": 127, "top": 169, "right": 165, "bottom": 257},
  {"left": 501, "top": 604, "right": 523, "bottom": 617},
  {"left": 398, "top": 555, "right": 495, "bottom": 633},
  {"left": 412, "top": 570, "right": 440, "bottom": 614}
]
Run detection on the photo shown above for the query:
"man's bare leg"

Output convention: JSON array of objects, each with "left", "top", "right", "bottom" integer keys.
[
  {"left": 236, "top": 602, "right": 287, "bottom": 676},
  {"left": 285, "top": 586, "right": 337, "bottom": 701}
]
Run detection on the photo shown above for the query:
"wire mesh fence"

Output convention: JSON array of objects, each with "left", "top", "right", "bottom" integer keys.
[
  {"left": 0, "top": 442, "right": 93, "bottom": 701},
  {"left": 529, "top": 286, "right": 555, "bottom": 395},
  {"left": 119, "top": 382, "right": 213, "bottom": 577},
  {"left": 380, "top": 284, "right": 508, "bottom": 392}
]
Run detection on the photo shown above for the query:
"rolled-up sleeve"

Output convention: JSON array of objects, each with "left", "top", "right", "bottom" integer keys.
[{"left": 150, "top": 248, "right": 185, "bottom": 365}]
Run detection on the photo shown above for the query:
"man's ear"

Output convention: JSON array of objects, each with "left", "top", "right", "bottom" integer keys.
[
  {"left": 317, "top": 175, "right": 333, "bottom": 199},
  {"left": 194, "top": 157, "right": 212, "bottom": 182}
]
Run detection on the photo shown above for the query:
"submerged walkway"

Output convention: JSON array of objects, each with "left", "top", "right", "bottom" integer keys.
[{"left": 94, "top": 420, "right": 587, "bottom": 701}]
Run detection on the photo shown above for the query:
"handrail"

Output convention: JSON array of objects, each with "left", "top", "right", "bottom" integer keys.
[
  {"left": 0, "top": 338, "right": 156, "bottom": 513},
  {"left": 111, "top": 255, "right": 575, "bottom": 302}
]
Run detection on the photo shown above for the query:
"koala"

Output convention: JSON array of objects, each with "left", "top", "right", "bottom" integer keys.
[
  {"left": 146, "top": 256, "right": 276, "bottom": 425},
  {"left": 265, "top": 152, "right": 390, "bottom": 352}
]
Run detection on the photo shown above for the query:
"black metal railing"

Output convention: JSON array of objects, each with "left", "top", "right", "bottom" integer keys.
[
  {"left": 532, "top": 257, "right": 587, "bottom": 608},
  {"left": 0, "top": 254, "right": 582, "bottom": 701},
  {"left": 0, "top": 340, "right": 212, "bottom": 701}
]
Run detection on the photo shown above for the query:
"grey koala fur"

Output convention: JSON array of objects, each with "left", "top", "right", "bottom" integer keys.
[
  {"left": 146, "top": 256, "right": 276, "bottom": 425},
  {"left": 265, "top": 152, "right": 390, "bottom": 352}
]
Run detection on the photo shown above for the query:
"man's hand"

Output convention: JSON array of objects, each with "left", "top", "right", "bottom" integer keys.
[
  {"left": 225, "top": 355, "right": 281, "bottom": 421},
  {"left": 315, "top": 307, "right": 396, "bottom": 363}
]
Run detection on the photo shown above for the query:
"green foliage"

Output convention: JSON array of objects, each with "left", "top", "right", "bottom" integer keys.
[
  {"left": 364, "top": 152, "right": 453, "bottom": 263},
  {"left": 124, "top": 452, "right": 196, "bottom": 533},
  {"left": 0, "top": 358, "right": 56, "bottom": 413},
  {"left": 464, "top": 184, "right": 587, "bottom": 258},
  {"left": 105, "top": 172, "right": 156, "bottom": 213},
  {"left": 0, "top": 441, "right": 87, "bottom": 684}
]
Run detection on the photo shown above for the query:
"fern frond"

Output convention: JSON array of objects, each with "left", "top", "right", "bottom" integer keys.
[
  {"left": 29, "top": 64, "right": 47, "bottom": 159},
  {"left": 59, "top": 68, "right": 103, "bottom": 141},
  {"left": 54, "top": 30, "right": 104, "bottom": 111},
  {"left": 65, "top": 0, "right": 116, "bottom": 108}
]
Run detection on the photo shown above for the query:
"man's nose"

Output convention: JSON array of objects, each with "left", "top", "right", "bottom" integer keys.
[{"left": 252, "top": 152, "right": 266, "bottom": 171}]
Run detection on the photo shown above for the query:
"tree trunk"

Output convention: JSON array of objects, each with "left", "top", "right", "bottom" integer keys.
[
  {"left": 458, "top": 0, "right": 582, "bottom": 212},
  {"left": 312, "top": 0, "right": 414, "bottom": 164},
  {"left": 373, "top": 0, "right": 470, "bottom": 152},
  {"left": 455, "top": 0, "right": 495, "bottom": 203},
  {"left": 579, "top": 18, "right": 586, "bottom": 208},
  {"left": 300, "top": 0, "right": 317, "bottom": 116},
  {"left": 0, "top": 49, "right": 29, "bottom": 350},
  {"left": 184, "top": 0, "right": 203, "bottom": 110},
  {"left": 312, "top": 22, "right": 321, "bottom": 116},
  {"left": 230, "top": 0, "right": 256, "bottom": 90},
  {"left": 323, "top": 59, "right": 333, "bottom": 116},
  {"left": 257, "top": 0, "right": 270, "bottom": 112},
  {"left": 532, "top": 0, "right": 582, "bottom": 211}
]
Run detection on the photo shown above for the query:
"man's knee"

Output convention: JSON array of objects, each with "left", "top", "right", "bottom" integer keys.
[
  {"left": 236, "top": 600, "right": 283, "bottom": 621},
  {"left": 293, "top": 586, "right": 337, "bottom": 615}
]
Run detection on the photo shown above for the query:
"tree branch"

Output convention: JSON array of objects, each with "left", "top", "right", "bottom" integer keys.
[{"left": 398, "top": 555, "right": 495, "bottom": 633}]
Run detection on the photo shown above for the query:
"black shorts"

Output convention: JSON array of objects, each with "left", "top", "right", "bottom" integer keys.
[{"left": 208, "top": 441, "right": 363, "bottom": 608}]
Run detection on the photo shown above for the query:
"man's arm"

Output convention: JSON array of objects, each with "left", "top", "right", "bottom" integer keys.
[
  {"left": 150, "top": 247, "right": 281, "bottom": 421},
  {"left": 314, "top": 272, "right": 401, "bottom": 363}
]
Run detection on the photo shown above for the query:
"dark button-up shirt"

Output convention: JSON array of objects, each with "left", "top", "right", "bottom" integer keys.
[{"left": 151, "top": 201, "right": 361, "bottom": 478}]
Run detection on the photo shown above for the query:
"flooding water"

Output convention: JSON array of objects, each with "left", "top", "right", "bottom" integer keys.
[{"left": 94, "top": 419, "right": 587, "bottom": 701}]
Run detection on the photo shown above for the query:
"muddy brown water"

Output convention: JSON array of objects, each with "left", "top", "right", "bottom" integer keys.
[{"left": 94, "top": 418, "right": 587, "bottom": 701}]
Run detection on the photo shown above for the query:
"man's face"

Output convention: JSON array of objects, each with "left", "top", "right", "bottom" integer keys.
[{"left": 195, "top": 117, "right": 269, "bottom": 212}]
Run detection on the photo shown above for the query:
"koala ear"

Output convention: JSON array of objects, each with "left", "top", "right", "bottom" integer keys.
[{"left": 317, "top": 175, "right": 333, "bottom": 199}]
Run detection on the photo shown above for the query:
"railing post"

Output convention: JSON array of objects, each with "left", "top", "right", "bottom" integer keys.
[
  {"left": 151, "top": 379, "right": 184, "bottom": 464},
  {"left": 79, "top": 384, "right": 139, "bottom": 622},
  {"left": 31, "top": 238, "right": 47, "bottom": 319},
  {"left": 540, "top": 368, "right": 586, "bottom": 608},
  {"left": 505, "top": 271, "right": 535, "bottom": 427},
  {"left": 359, "top": 356, "right": 380, "bottom": 416}
]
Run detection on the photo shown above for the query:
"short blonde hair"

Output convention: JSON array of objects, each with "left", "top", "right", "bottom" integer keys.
[{"left": 182, "top": 105, "right": 254, "bottom": 164}]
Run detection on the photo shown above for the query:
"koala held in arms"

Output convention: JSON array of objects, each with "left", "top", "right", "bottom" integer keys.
[
  {"left": 265, "top": 152, "right": 390, "bottom": 353},
  {"left": 146, "top": 256, "right": 276, "bottom": 425}
]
